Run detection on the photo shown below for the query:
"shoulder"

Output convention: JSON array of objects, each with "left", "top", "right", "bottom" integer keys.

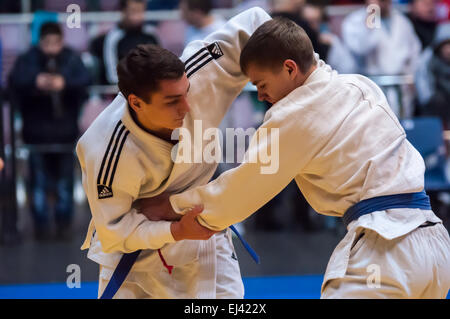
[{"left": 77, "top": 117, "right": 144, "bottom": 198}]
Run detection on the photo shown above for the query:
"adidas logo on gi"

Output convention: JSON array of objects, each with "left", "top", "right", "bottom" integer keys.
[
  {"left": 97, "top": 184, "right": 113, "bottom": 199},
  {"left": 207, "top": 42, "right": 224, "bottom": 60}
]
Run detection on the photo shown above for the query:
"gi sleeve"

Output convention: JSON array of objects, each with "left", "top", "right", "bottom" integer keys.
[
  {"left": 76, "top": 140, "right": 176, "bottom": 254},
  {"left": 181, "top": 7, "right": 272, "bottom": 118},
  {"left": 169, "top": 100, "right": 318, "bottom": 231}
]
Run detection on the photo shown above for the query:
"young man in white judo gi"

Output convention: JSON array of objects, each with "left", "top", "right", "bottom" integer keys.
[
  {"left": 76, "top": 7, "right": 271, "bottom": 299},
  {"left": 149, "top": 18, "right": 450, "bottom": 298}
]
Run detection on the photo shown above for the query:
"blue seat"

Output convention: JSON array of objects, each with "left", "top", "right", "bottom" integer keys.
[{"left": 401, "top": 117, "right": 450, "bottom": 192}]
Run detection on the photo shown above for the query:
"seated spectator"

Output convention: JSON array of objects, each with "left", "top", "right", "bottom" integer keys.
[
  {"left": 341, "top": 0, "right": 422, "bottom": 117},
  {"left": 90, "top": 0, "right": 160, "bottom": 84},
  {"left": 179, "top": 0, "right": 226, "bottom": 45},
  {"left": 8, "top": 22, "right": 91, "bottom": 240},
  {"left": 415, "top": 22, "right": 450, "bottom": 128},
  {"left": 407, "top": 0, "right": 439, "bottom": 49}
]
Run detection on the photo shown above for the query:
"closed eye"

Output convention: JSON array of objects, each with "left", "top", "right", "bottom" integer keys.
[{"left": 166, "top": 100, "right": 179, "bottom": 105}]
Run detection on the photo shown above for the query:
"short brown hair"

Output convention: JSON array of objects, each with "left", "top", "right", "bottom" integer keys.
[
  {"left": 117, "top": 44, "right": 185, "bottom": 102},
  {"left": 240, "top": 17, "right": 316, "bottom": 75}
]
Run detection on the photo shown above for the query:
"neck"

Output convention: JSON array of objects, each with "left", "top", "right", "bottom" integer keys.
[
  {"left": 297, "top": 63, "right": 318, "bottom": 87},
  {"left": 129, "top": 106, "right": 175, "bottom": 143}
]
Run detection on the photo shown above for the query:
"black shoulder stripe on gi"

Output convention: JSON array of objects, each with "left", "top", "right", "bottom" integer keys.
[
  {"left": 184, "top": 42, "right": 224, "bottom": 78},
  {"left": 97, "top": 121, "right": 130, "bottom": 199}
]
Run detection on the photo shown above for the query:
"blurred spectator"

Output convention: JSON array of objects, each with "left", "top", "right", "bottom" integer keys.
[
  {"left": 415, "top": 22, "right": 450, "bottom": 128},
  {"left": 437, "top": 0, "right": 450, "bottom": 21},
  {"left": 179, "top": 0, "right": 226, "bottom": 45},
  {"left": 148, "top": 0, "right": 180, "bottom": 10},
  {"left": 341, "top": 0, "right": 422, "bottom": 117},
  {"left": 302, "top": 3, "right": 357, "bottom": 73},
  {"left": 0, "top": 0, "right": 21, "bottom": 12},
  {"left": 407, "top": 0, "right": 439, "bottom": 49},
  {"left": 0, "top": 158, "right": 3, "bottom": 171},
  {"left": 89, "top": 0, "right": 160, "bottom": 84},
  {"left": 271, "top": 0, "right": 328, "bottom": 61},
  {"left": 8, "top": 22, "right": 91, "bottom": 240}
]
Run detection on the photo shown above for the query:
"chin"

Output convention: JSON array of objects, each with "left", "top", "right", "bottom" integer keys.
[{"left": 172, "top": 120, "right": 184, "bottom": 129}]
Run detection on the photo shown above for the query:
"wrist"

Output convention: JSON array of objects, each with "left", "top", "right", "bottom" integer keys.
[{"left": 170, "top": 222, "right": 182, "bottom": 241}]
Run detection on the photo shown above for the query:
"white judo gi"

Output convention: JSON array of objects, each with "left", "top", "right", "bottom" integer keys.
[
  {"left": 76, "top": 7, "right": 272, "bottom": 299},
  {"left": 170, "top": 59, "right": 450, "bottom": 298}
]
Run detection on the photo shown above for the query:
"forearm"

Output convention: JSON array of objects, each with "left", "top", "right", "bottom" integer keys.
[
  {"left": 170, "top": 112, "right": 310, "bottom": 231},
  {"left": 94, "top": 208, "right": 176, "bottom": 253}
]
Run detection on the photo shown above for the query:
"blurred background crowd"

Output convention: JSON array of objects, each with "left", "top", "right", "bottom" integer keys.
[{"left": 0, "top": 0, "right": 449, "bottom": 286}]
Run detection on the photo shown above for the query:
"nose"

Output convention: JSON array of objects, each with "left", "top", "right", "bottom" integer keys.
[
  {"left": 179, "top": 97, "right": 190, "bottom": 115},
  {"left": 257, "top": 90, "right": 268, "bottom": 102}
]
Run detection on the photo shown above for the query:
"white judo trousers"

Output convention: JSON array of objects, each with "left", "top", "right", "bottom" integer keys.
[
  {"left": 322, "top": 220, "right": 450, "bottom": 298},
  {"left": 170, "top": 58, "right": 450, "bottom": 298},
  {"left": 97, "top": 229, "right": 243, "bottom": 299},
  {"left": 77, "top": 7, "right": 272, "bottom": 299}
]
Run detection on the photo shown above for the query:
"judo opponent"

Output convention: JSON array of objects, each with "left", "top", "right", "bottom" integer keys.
[
  {"left": 147, "top": 18, "right": 450, "bottom": 298},
  {"left": 76, "top": 7, "right": 271, "bottom": 298}
]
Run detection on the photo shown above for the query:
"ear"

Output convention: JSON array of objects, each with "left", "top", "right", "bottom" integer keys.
[
  {"left": 283, "top": 59, "right": 299, "bottom": 78},
  {"left": 128, "top": 94, "right": 141, "bottom": 113}
]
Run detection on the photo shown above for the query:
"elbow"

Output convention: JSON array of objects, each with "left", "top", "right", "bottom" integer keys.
[{"left": 96, "top": 230, "right": 129, "bottom": 254}]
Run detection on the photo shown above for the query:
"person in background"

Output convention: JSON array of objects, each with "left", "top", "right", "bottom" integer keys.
[
  {"left": 270, "top": 0, "right": 328, "bottom": 60},
  {"left": 179, "top": 0, "right": 226, "bottom": 46},
  {"left": 90, "top": 0, "right": 160, "bottom": 84},
  {"left": 8, "top": 22, "right": 91, "bottom": 240},
  {"left": 415, "top": 22, "right": 450, "bottom": 128},
  {"left": 407, "top": 0, "right": 439, "bottom": 49},
  {"left": 341, "top": 0, "right": 422, "bottom": 118},
  {"left": 302, "top": 2, "right": 357, "bottom": 74}
]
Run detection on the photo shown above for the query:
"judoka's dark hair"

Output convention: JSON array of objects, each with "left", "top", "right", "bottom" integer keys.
[
  {"left": 240, "top": 17, "right": 316, "bottom": 75},
  {"left": 117, "top": 44, "right": 185, "bottom": 103},
  {"left": 39, "top": 22, "right": 62, "bottom": 39}
]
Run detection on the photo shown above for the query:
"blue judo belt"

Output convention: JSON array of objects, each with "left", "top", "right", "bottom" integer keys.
[
  {"left": 99, "top": 225, "right": 259, "bottom": 299},
  {"left": 342, "top": 190, "right": 431, "bottom": 228}
]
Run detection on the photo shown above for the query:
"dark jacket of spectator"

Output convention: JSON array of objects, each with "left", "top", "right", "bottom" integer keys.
[
  {"left": 9, "top": 46, "right": 91, "bottom": 144},
  {"left": 271, "top": 11, "right": 328, "bottom": 61}
]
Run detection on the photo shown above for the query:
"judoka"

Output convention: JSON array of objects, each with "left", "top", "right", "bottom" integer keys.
[
  {"left": 76, "top": 7, "right": 271, "bottom": 298},
  {"left": 147, "top": 18, "right": 450, "bottom": 298}
]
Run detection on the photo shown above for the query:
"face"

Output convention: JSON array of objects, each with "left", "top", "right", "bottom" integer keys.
[
  {"left": 130, "top": 74, "right": 191, "bottom": 132},
  {"left": 439, "top": 42, "right": 450, "bottom": 64},
  {"left": 246, "top": 62, "right": 297, "bottom": 105},
  {"left": 302, "top": 5, "right": 322, "bottom": 32},
  {"left": 39, "top": 34, "right": 63, "bottom": 57},
  {"left": 412, "top": 0, "right": 436, "bottom": 21},
  {"left": 179, "top": 1, "right": 200, "bottom": 27},
  {"left": 122, "top": 0, "right": 146, "bottom": 27},
  {"left": 272, "top": 0, "right": 305, "bottom": 12}
]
